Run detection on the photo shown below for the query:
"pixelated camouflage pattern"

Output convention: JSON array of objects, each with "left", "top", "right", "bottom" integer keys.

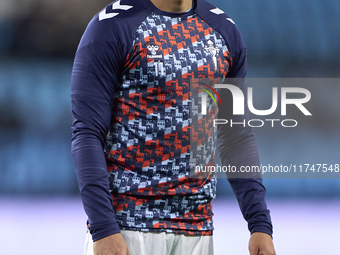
[{"left": 104, "top": 13, "right": 231, "bottom": 235}]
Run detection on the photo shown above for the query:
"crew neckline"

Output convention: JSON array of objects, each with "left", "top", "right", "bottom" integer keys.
[{"left": 144, "top": 0, "right": 197, "bottom": 17}]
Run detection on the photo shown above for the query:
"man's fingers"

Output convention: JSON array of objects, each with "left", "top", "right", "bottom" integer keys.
[
  {"left": 248, "top": 232, "right": 276, "bottom": 255},
  {"left": 251, "top": 246, "right": 276, "bottom": 255},
  {"left": 249, "top": 246, "right": 259, "bottom": 255},
  {"left": 93, "top": 233, "right": 130, "bottom": 255}
]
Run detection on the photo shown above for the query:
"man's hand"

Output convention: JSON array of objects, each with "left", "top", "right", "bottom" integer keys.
[
  {"left": 249, "top": 232, "right": 276, "bottom": 255},
  {"left": 93, "top": 233, "right": 130, "bottom": 255}
]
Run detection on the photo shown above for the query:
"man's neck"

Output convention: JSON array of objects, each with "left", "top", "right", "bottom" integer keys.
[{"left": 150, "top": 0, "right": 192, "bottom": 13}]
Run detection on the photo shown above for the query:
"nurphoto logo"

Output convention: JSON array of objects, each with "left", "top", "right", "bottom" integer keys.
[{"left": 198, "top": 81, "right": 312, "bottom": 128}]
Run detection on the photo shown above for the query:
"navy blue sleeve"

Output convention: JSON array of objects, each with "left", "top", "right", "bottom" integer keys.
[
  {"left": 70, "top": 1, "right": 155, "bottom": 242},
  {"left": 71, "top": 40, "right": 128, "bottom": 241},
  {"left": 218, "top": 49, "right": 273, "bottom": 237}
]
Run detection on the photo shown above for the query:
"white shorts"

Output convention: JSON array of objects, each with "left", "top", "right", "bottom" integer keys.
[{"left": 84, "top": 230, "right": 214, "bottom": 255}]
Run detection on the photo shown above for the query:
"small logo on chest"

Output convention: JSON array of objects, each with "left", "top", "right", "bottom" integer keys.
[
  {"left": 147, "top": 44, "right": 163, "bottom": 59},
  {"left": 204, "top": 40, "right": 220, "bottom": 71}
]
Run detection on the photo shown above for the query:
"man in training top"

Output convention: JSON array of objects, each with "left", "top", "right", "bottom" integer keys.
[{"left": 71, "top": 0, "right": 276, "bottom": 254}]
